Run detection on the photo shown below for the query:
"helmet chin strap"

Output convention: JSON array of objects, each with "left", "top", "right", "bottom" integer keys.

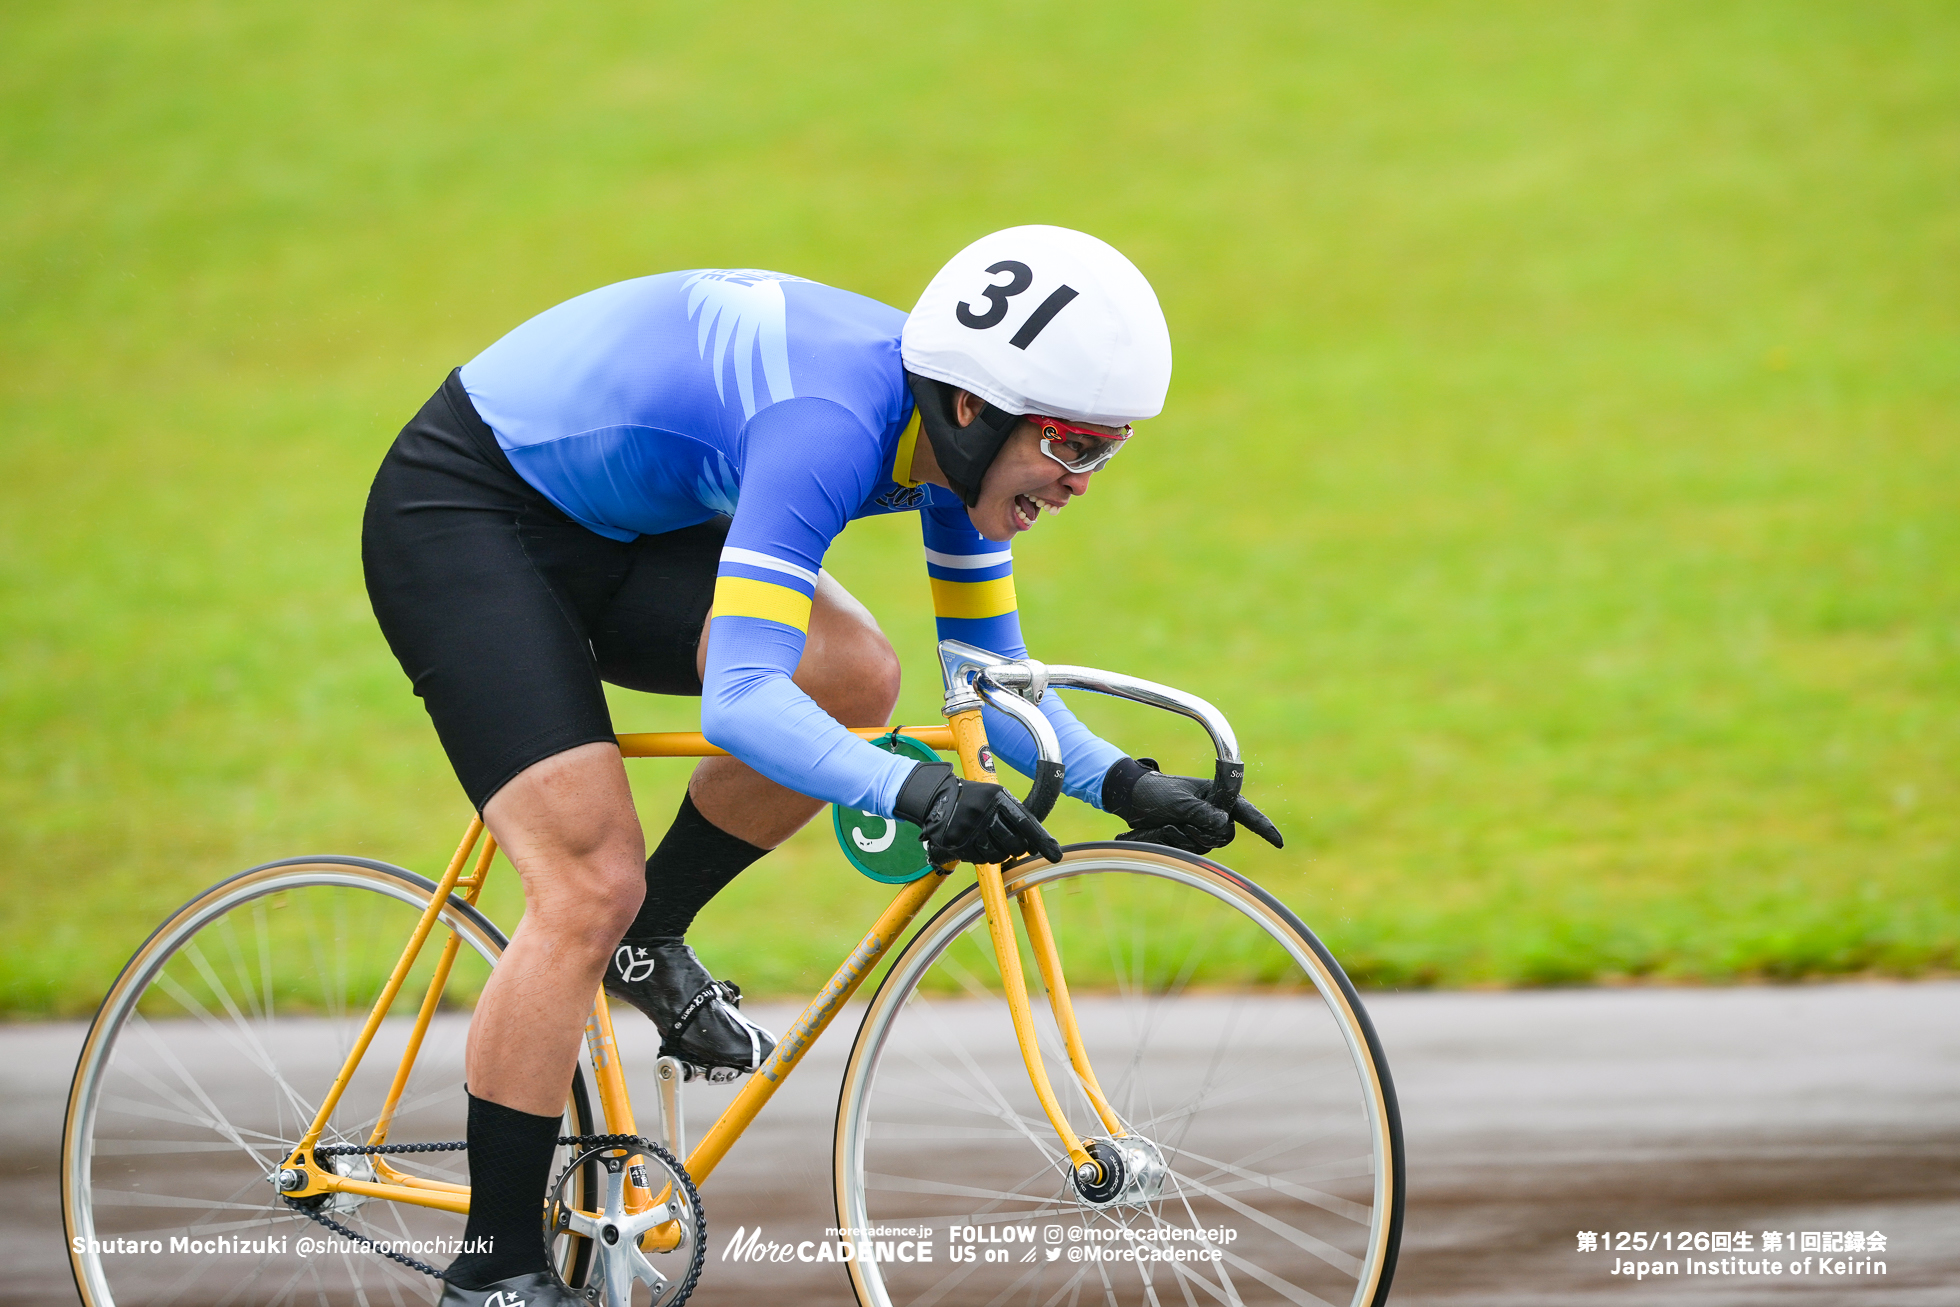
[{"left": 906, "top": 373, "right": 1020, "bottom": 509}]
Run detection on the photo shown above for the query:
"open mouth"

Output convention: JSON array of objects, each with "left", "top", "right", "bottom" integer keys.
[{"left": 1013, "top": 494, "right": 1061, "bottom": 530}]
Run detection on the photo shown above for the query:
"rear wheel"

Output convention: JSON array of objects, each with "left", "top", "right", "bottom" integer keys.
[
  {"left": 834, "top": 843, "right": 1403, "bottom": 1307},
  {"left": 63, "top": 856, "right": 597, "bottom": 1306}
]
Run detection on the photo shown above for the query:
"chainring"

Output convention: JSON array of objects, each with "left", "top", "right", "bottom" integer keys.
[{"left": 547, "top": 1135, "right": 706, "bottom": 1307}]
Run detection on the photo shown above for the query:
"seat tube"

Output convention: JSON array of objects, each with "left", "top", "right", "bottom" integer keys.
[{"left": 947, "top": 708, "right": 1096, "bottom": 1176}]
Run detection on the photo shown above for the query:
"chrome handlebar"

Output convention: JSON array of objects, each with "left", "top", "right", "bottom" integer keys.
[
  {"left": 998, "top": 663, "right": 1242, "bottom": 765},
  {"left": 937, "top": 640, "right": 1250, "bottom": 824}
]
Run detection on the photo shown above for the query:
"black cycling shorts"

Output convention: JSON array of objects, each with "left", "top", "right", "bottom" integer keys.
[{"left": 362, "top": 369, "right": 726, "bottom": 810}]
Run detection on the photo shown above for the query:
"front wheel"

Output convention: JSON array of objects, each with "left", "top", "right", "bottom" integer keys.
[
  {"left": 834, "top": 843, "right": 1403, "bottom": 1307},
  {"left": 62, "top": 855, "right": 596, "bottom": 1307}
]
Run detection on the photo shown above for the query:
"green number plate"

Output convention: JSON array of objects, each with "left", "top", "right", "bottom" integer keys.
[{"left": 833, "top": 732, "right": 941, "bottom": 884}]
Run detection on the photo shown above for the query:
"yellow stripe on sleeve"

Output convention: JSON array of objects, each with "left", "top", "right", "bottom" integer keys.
[
  {"left": 712, "top": 576, "right": 813, "bottom": 632},
  {"left": 929, "top": 574, "right": 1019, "bottom": 620}
]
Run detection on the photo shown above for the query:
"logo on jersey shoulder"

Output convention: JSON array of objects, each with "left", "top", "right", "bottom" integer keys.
[
  {"left": 684, "top": 269, "right": 808, "bottom": 421},
  {"left": 483, "top": 1292, "right": 525, "bottom": 1307},
  {"left": 873, "top": 485, "right": 929, "bottom": 511}
]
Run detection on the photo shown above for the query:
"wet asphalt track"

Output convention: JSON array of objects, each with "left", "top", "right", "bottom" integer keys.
[{"left": 8, "top": 982, "right": 1956, "bottom": 1305}]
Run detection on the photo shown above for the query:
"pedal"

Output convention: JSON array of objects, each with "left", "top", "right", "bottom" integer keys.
[{"left": 672, "top": 1059, "right": 749, "bottom": 1085}]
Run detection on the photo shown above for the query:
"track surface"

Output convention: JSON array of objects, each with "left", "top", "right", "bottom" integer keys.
[{"left": 12, "top": 982, "right": 1957, "bottom": 1304}]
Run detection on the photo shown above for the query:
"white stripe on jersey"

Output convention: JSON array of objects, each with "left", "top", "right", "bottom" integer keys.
[
  {"left": 721, "top": 547, "right": 820, "bottom": 586},
  {"left": 923, "top": 547, "right": 1013, "bottom": 570}
]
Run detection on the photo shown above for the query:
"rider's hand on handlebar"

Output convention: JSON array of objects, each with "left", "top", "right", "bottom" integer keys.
[
  {"left": 895, "top": 762, "right": 1065, "bottom": 867},
  {"left": 1103, "top": 757, "right": 1286, "bottom": 854}
]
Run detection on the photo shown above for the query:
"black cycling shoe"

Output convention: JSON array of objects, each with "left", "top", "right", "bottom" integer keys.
[
  {"left": 439, "top": 1270, "right": 581, "bottom": 1307},
  {"left": 605, "top": 937, "right": 776, "bottom": 1083}
]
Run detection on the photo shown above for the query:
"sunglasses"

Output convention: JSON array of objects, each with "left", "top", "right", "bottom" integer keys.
[{"left": 1029, "top": 416, "right": 1132, "bottom": 474}]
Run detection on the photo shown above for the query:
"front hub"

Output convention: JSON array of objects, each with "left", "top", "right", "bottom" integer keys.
[{"left": 1072, "top": 1136, "right": 1167, "bottom": 1208}]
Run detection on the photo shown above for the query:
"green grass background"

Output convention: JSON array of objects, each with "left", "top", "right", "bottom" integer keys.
[{"left": 3, "top": 1, "right": 1955, "bottom": 1014}]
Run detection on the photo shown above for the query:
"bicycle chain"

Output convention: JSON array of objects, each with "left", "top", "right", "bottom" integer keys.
[
  {"left": 282, "top": 1133, "right": 701, "bottom": 1298},
  {"left": 548, "top": 1134, "right": 708, "bottom": 1307}
]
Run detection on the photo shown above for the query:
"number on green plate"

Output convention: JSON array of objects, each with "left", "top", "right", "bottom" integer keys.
[{"left": 833, "top": 733, "right": 941, "bottom": 884}]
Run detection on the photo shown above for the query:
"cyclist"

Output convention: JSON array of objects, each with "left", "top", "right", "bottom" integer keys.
[{"left": 361, "top": 225, "right": 1281, "bottom": 1303}]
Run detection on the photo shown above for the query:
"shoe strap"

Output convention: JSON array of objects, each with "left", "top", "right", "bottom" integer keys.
[{"left": 669, "top": 979, "right": 739, "bottom": 1038}]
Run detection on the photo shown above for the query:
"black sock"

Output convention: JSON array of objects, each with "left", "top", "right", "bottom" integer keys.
[
  {"left": 623, "top": 791, "right": 769, "bottom": 941},
  {"left": 444, "top": 1091, "right": 562, "bottom": 1287}
]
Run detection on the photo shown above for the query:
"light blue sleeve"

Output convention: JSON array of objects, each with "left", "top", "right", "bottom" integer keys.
[{"left": 698, "top": 398, "right": 916, "bottom": 816}]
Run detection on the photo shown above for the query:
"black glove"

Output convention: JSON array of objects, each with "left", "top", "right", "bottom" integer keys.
[
  {"left": 894, "top": 762, "right": 1065, "bottom": 867},
  {"left": 1102, "top": 757, "right": 1285, "bottom": 854}
]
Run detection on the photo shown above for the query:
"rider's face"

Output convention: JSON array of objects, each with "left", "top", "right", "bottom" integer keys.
[
  {"left": 953, "top": 391, "right": 1119, "bottom": 543},
  {"left": 970, "top": 424, "right": 1096, "bottom": 542}
]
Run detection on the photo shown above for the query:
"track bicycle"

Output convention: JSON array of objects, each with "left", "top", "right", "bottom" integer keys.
[{"left": 63, "top": 640, "right": 1405, "bottom": 1307}]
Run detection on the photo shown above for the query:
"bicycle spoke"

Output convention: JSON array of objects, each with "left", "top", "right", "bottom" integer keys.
[
  {"left": 1215, "top": 1244, "right": 1339, "bottom": 1307},
  {"left": 879, "top": 1053, "right": 1068, "bottom": 1163},
  {"left": 1136, "top": 1204, "right": 1225, "bottom": 1307},
  {"left": 1175, "top": 1135, "right": 1347, "bottom": 1192},
  {"left": 875, "top": 1146, "right": 1078, "bottom": 1220},
  {"left": 262, "top": 1254, "right": 329, "bottom": 1307},
  {"left": 1036, "top": 1266, "right": 1095, "bottom": 1307},
  {"left": 254, "top": 900, "right": 278, "bottom": 1026},
  {"left": 168, "top": 970, "right": 321, "bottom": 1140},
  {"left": 1163, "top": 1255, "right": 1239, "bottom": 1307},
  {"left": 149, "top": 967, "right": 320, "bottom": 1137},
  {"left": 125, "top": 1014, "right": 288, "bottom": 1160},
  {"left": 98, "top": 1085, "right": 295, "bottom": 1150},
  {"left": 864, "top": 1170, "right": 1068, "bottom": 1208},
  {"left": 1156, "top": 999, "right": 1251, "bottom": 1163},
  {"left": 897, "top": 994, "right": 1071, "bottom": 1165},
  {"left": 1167, "top": 1170, "right": 1361, "bottom": 1278},
  {"left": 88, "top": 1186, "right": 275, "bottom": 1214},
  {"left": 1164, "top": 1145, "right": 1371, "bottom": 1222},
  {"left": 145, "top": 1246, "right": 247, "bottom": 1307},
  {"left": 1123, "top": 1074, "right": 1318, "bottom": 1138}
]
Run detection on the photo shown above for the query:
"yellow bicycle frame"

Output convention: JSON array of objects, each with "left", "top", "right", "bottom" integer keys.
[{"left": 276, "top": 713, "right": 1122, "bottom": 1224}]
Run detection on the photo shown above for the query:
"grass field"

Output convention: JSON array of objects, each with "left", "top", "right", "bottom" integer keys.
[{"left": 3, "top": 2, "right": 1956, "bottom": 1015}]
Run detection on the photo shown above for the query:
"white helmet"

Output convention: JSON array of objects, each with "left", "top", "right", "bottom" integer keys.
[
  {"left": 901, "top": 226, "right": 1171, "bottom": 504},
  {"left": 904, "top": 225, "right": 1171, "bottom": 423}
]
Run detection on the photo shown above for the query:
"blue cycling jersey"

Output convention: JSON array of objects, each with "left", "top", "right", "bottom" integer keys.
[{"left": 459, "top": 269, "right": 1122, "bottom": 818}]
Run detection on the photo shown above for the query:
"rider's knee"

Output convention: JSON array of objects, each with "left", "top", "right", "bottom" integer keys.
[
  {"left": 587, "top": 866, "right": 646, "bottom": 948},
  {"left": 839, "top": 630, "right": 902, "bottom": 724},
  {"left": 542, "top": 853, "right": 644, "bottom": 954},
  {"left": 819, "top": 637, "right": 899, "bottom": 725},
  {"left": 798, "top": 609, "right": 900, "bottom": 727},
  {"left": 508, "top": 806, "right": 646, "bottom": 950}
]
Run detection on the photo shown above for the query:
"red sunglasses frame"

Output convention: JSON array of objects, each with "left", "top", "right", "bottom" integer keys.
[{"left": 1027, "top": 415, "right": 1132, "bottom": 473}]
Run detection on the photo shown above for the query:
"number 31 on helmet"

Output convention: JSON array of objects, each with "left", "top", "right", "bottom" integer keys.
[{"left": 901, "top": 225, "right": 1173, "bottom": 429}]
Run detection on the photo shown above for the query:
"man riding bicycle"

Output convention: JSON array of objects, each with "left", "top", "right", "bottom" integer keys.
[{"left": 361, "top": 225, "right": 1280, "bottom": 1304}]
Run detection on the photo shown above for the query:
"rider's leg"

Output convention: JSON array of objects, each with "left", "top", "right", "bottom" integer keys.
[
  {"left": 444, "top": 741, "right": 646, "bottom": 1287},
  {"left": 364, "top": 375, "right": 687, "bottom": 1294}
]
